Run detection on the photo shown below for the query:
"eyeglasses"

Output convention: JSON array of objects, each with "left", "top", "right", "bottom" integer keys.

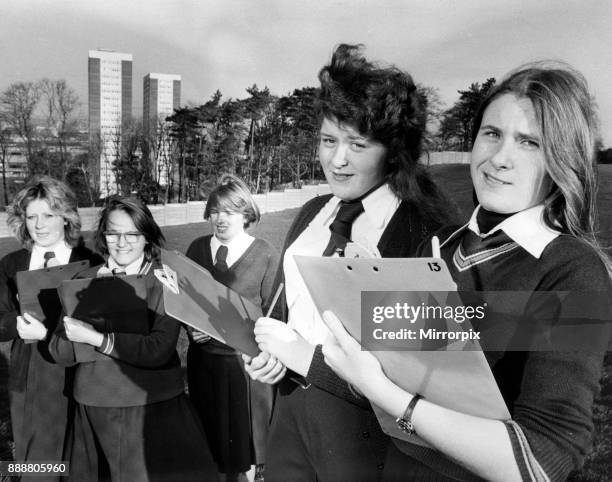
[{"left": 104, "top": 231, "right": 143, "bottom": 244}]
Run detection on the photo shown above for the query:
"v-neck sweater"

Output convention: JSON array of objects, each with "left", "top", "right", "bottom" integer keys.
[{"left": 186, "top": 235, "right": 279, "bottom": 355}]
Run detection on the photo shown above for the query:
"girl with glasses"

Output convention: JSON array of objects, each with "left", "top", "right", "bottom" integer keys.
[{"left": 49, "top": 195, "right": 217, "bottom": 481}]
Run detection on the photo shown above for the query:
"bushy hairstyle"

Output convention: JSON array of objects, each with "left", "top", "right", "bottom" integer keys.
[
  {"left": 94, "top": 196, "right": 165, "bottom": 262},
  {"left": 318, "top": 44, "right": 455, "bottom": 225},
  {"left": 7, "top": 175, "right": 82, "bottom": 249},
  {"left": 472, "top": 61, "right": 611, "bottom": 275},
  {"left": 204, "top": 174, "right": 261, "bottom": 228}
]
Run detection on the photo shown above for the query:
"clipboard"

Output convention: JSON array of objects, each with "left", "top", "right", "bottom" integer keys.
[
  {"left": 58, "top": 274, "right": 149, "bottom": 335},
  {"left": 160, "top": 249, "right": 261, "bottom": 357},
  {"left": 16, "top": 260, "right": 91, "bottom": 344},
  {"left": 294, "top": 255, "right": 510, "bottom": 447}
]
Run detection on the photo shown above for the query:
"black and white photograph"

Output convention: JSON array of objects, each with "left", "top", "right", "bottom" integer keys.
[{"left": 0, "top": 0, "right": 611, "bottom": 480}]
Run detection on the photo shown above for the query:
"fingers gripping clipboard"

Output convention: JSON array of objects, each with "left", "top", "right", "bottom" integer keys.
[
  {"left": 16, "top": 260, "right": 90, "bottom": 344},
  {"left": 159, "top": 250, "right": 261, "bottom": 357},
  {"left": 294, "top": 255, "right": 510, "bottom": 448}
]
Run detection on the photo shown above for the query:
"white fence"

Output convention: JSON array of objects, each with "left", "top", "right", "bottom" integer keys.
[
  {"left": 0, "top": 184, "right": 333, "bottom": 238},
  {"left": 422, "top": 151, "right": 471, "bottom": 165}
]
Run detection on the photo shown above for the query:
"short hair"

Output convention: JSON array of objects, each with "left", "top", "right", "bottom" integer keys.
[
  {"left": 318, "top": 44, "right": 455, "bottom": 225},
  {"left": 471, "top": 61, "right": 611, "bottom": 275},
  {"left": 204, "top": 175, "right": 261, "bottom": 228},
  {"left": 94, "top": 196, "right": 165, "bottom": 262},
  {"left": 7, "top": 175, "right": 82, "bottom": 249}
]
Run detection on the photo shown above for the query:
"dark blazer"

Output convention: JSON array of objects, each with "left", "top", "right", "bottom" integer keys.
[
  {"left": 273, "top": 194, "right": 440, "bottom": 404},
  {"left": 0, "top": 244, "right": 101, "bottom": 467}
]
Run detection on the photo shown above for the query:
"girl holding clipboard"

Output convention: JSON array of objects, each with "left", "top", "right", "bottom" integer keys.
[
  {"left": 185, "top": 175, "right": 279, "bottom": 481},
  {"left": 0, "top": 176, "right": 101, "bottom": 480},
  {"left": 321, "top": 63, "right": 612, "bottom": 481},
  {"left": 49, "top": 196, "right": 216, "bottom": 482},
  {"left": 244, "top": 44, "right": 456, "bottom": 481}
]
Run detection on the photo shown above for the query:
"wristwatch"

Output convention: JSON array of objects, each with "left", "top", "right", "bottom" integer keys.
[{"left": 396, "top": 393, "right": 423, "bottom": 435}]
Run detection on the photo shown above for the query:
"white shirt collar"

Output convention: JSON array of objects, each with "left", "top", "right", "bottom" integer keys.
[
  {"left": 466, "top": 204, "right": 560, "bottom": 258},
  {"left": 210, "top": 231, "right": 254, "bottom": 268},
  {"left": 30, "top": 240, "right": 72, "bottom": 270},
  {"left": 323, "top": 183, "right": 399, "bottom": 230},
  {"left": 106, "top": 254, "right": 146, "bottom": 275}
]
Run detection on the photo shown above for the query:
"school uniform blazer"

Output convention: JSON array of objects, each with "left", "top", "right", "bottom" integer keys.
[
  {"left": 0, "top": 245, "right": 102, "bottom": 462},
  {"left": 272, "top": 193, "right": 441, "bottom": 405}
]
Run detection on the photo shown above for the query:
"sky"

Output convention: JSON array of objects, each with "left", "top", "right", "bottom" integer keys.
[{"left": 2, "top": 0, "right": 612, "bottom": 145}]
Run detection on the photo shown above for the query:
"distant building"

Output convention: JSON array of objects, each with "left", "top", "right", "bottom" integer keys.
[
  {"left": 143, "top": 73, "right": 181, "bottom": 186},
  {"left": 88, "top": 49, "right": 133, "bottom": 196}
]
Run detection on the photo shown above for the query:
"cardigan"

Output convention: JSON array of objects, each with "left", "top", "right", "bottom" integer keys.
[
  {"left": 406, "top": 224, "right": 612, "bottom": 482},
  {"left": 49, "top": 262, "right": 184, "bottom": 407},
  {"left": 186, "top": 235, "right": 279, "bottom": 354}
]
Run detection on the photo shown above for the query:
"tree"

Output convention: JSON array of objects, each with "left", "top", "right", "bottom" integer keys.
[
  {"left": 0, "top": 117, "right": 12, "bottom": 206},
  {"left": 243, "top": 85, "right": 275, "bottom": 189},
  {"left": 437, "top": 78, "right": 496, "bottom": 151},
  {"left": 39, "top": 79, "right": 80, "bottom": 178},
  {"left": 112, "top": 118, "right": 161, "bottom": 203},
  {"left": 416, "top": 84, "right": 445, "bottom": 152},
  {"left": 167, "top": 107, "right": 202, "bottom": 202},
  {"left": 0, "top": 82, "right": 41, "bottom": 175},
  {"left": 276, "top": 87, "right": 320, "bottom": 187}
]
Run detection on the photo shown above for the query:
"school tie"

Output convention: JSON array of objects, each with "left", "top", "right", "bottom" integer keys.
[
  {"left": 215, "top": 245, "right": 229, "bottom": 272},
  {"left": 43, "top": 251, "right": 59, "bottom": 268},
  {"left": 322, "top": 200, "right": 365, "bottom": 257},
  {"left": 112, "top": 268, "right": 126, "bottom": 276}
]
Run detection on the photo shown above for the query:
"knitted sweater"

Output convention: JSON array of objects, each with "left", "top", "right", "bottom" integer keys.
[
  {"left": 185, "top": 236, "right": 279, "bottom": 354},
  {"left": 411, "top": 224, "right": 612, "bottom": 482}
]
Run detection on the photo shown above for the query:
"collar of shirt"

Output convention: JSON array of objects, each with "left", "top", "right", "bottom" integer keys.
[
  {"left": 464, "top": 204, "right": 560, "bottom": 258},
  {"left": 105, "top": 254, "right": 146, "bottom": 275},
  {"left": 323, "top": 183, "right": 399, "bottom": 229},
  {"left": 210, "top": 231, "right": 255, "bottom": 268},
  {"left": 284, "top": 183, "right": 400, "bottom": 344},
  {"left": 30, "top": 241, "right": 72, "bottom": 270}
]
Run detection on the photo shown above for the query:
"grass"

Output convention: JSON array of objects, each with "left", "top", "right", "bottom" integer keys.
[{"left": 0, "top": 164, "right": 611, "bottom": 480}]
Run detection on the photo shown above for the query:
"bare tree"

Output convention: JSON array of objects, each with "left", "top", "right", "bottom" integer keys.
[
  {"left": 0, "top": 82, "right": 40, "bottom": 175},
  {"left": 39, "top": 79, "right": 80, "bottom": 177},
  {"left": 145, "top": 116, "right": 174, "bottom": 203},
  {"left": 0, "top": 117, "right": 13, "bottom": 206}
]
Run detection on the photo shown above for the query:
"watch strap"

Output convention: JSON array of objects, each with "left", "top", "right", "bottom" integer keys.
[{"left": 396, "top": 393, "right": 423, "bottom": 435}]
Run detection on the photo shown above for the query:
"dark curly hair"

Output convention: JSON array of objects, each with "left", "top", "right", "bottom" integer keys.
[{"left": 318, "top": 44, "right": 455, "bottom": 225}]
